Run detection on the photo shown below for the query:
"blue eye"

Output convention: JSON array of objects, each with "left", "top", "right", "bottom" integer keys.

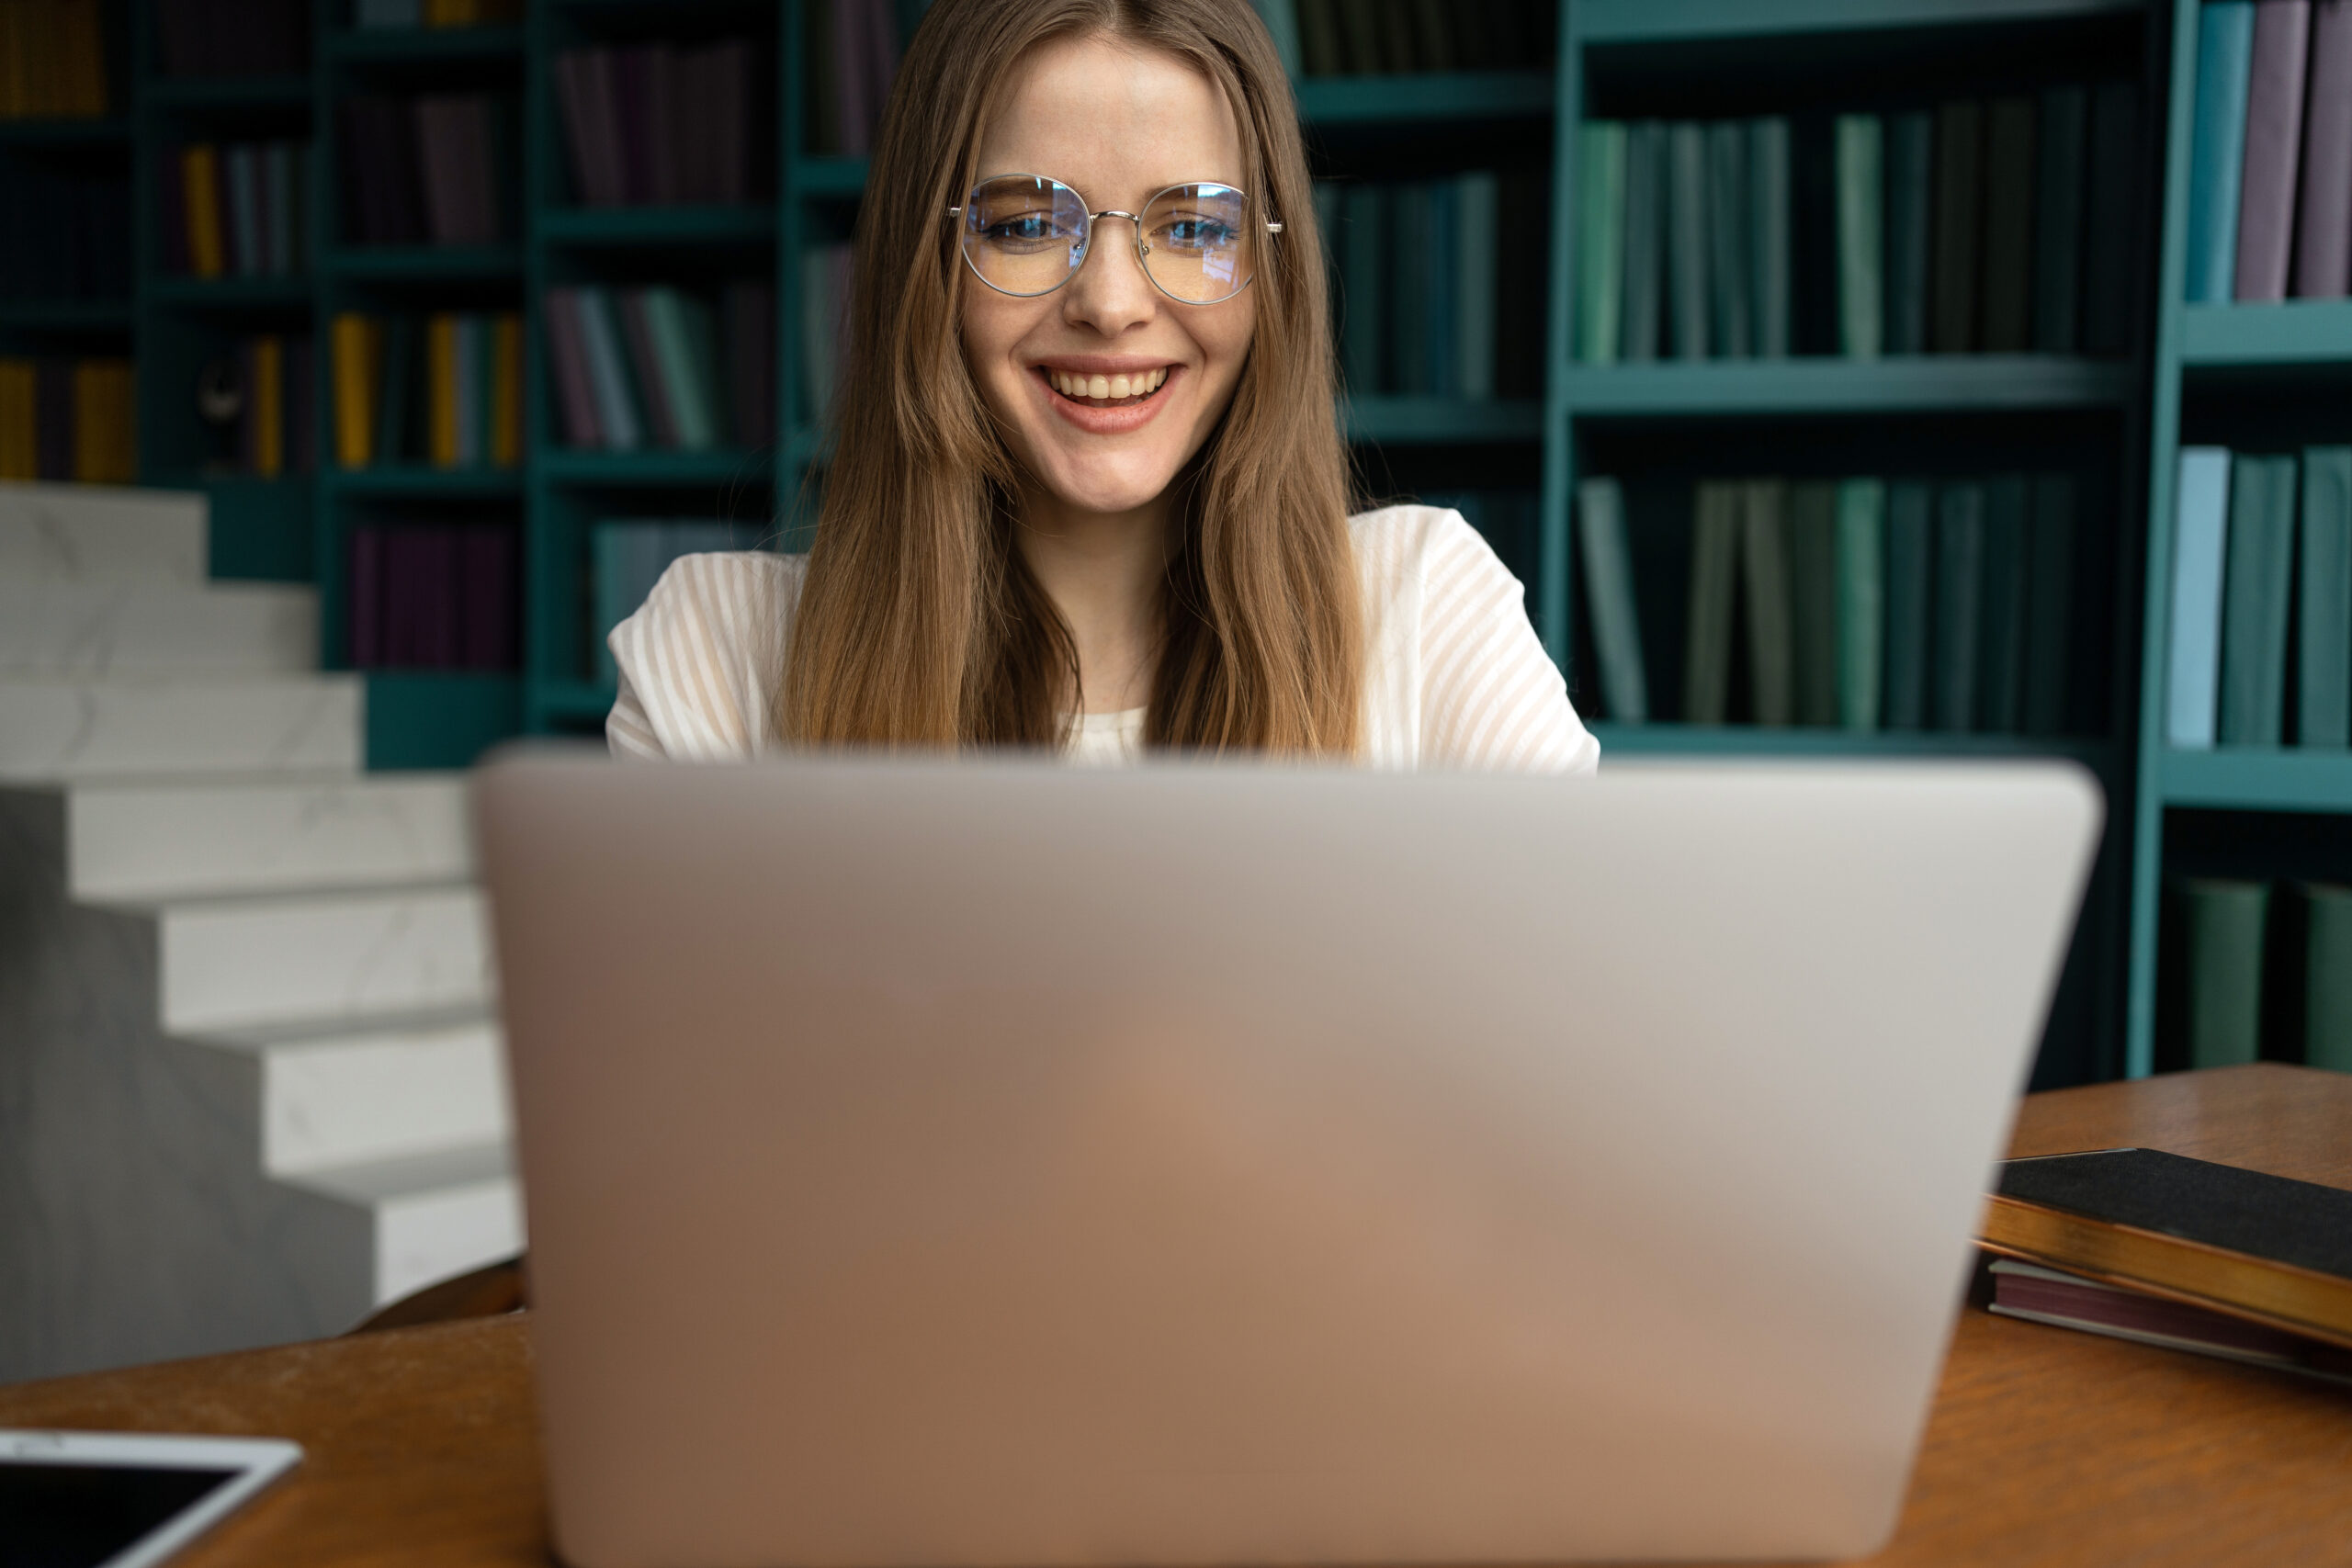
[{"left": 1160, "top": 218, "right": 1238, "bottom": 252}]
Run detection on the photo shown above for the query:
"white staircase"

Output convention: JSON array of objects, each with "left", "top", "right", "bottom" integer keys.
[{"left": 0, "top": 481, "right": 520, "bottom": 1382}]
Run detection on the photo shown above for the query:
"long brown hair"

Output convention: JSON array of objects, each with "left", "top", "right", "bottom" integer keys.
[{"left": 776, "top": 0, "right": 1361, "bottom": 754}]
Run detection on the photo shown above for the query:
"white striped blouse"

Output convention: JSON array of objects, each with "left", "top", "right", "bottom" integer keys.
[{"left": 606, "top": 503, "right": 1600, "bottom": 773}]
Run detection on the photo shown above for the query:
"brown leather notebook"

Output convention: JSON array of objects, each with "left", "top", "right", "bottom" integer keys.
[{"left": 1980, "top": 1147, "right": 2352, "bottom": 1350}]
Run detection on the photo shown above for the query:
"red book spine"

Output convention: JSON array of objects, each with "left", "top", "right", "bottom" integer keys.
[
  {"left": 2297, "top": 0, "right": 2352, "bottom": 298},
  {"left": 458, "top": 525, "right": 515, "bottom": 671},
  {"left": 416, "top": 526, "right": 460, "bottom": 670},
  {"left": 542, "top": 288, "right": 603, "bottom": 448},
  {"left": 832, "top": 0, "right": 870, "bottom": 156},
  {"left": 2235, "top": 0, "right": 2312, "bottom": 302}
]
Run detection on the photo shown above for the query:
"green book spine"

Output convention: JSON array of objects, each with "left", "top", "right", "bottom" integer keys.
[
  {"left": 2305, "top": 884, "right": 2352, "bottom": 1070},
  {"left": 1835, "top": 115, "right": 1883, "bottom": 358},
  {"left": 1748, "top": 117, "right": 1792, "bottom": 358},
  {"left": 2301, "top": 446, "right": 2352, "bottom": 748},
  {"left": 1930, "top": 100, "right": 1985, "bottom": 354},
  {"left": 1883, "top": 479, "right": 1934, "bottom": 728},
  {"left": 1883, "top": 110, "right": 1935, "bottom": 355},
  {"left": 2184, "top": 878, "right": 2269, "bottom": 1069},
  {"left": 1454, "top": 171, "right": 1498, "bottom": 399},
  {"left": 1390, "top": 182, "right": 1430, "bottom": 395},
  {"left": 2219, "top": 453, "right": 2298, "bottom": 746},
  {"left": 1979, "top": 474, "right": 2030, "bottom": 734},
  {"left": 1425, "top": 180, "right": 1457, "bottom": 396},
  {"left": 1788, "top": 479, "right": 1839, "bottom": 726},
  {"left": 1668, "top": 122, "right": 1710, "bottom": 360},
  {"left": 1934, "top": 480, "right": 1986, "bottom": 731},
  {"left": 643, "top": 288, "right": 718, "bottom": 449},
  {"left": 1342, "top": 183, "right": 1387, "bottom": 394},
  {"left": 1621, "top": 121, "right": 1666, "bottom": 363},
  {"left": 1980, "top": 96, "right": 2038, "bottom": 354},
  {"left": 1577, "top": 122, "right": 1626, "bottom": 366},
  {"left": 1683, "top": 479, "right": 1740, "bottom": 723},
  {"left": 1706, "top": 120, "right": 1752, "bottom": 358},
  {"left": 453, "top": 315, "right": 481, "bottom": 467},
  {"left": 1837, "top": 478, "right": 1886, "bottom": 731},
  {"left": 1741, "top": 479, "right": 1794, "bottom": 726},
  {"left": 2024, "top": 473, "right": 2078, "bottom": 737},
  {"left": 2033, "top": 85, "right": 2087, "bottom": 354},
  {"left": 1577, "top": 476, "right": 1648, "bottom": 721}
]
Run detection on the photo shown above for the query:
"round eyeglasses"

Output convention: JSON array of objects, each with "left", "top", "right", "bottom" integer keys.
[{"left": 949, "top": 175, "right": 1278, "bottom": 306}]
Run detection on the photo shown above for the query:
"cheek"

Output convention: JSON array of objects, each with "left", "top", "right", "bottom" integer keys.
[{"left": 959, "top": 290, "right": 1039, "bottom": 411}]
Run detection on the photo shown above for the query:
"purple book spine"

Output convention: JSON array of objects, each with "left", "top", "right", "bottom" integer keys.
[
  {"left": 581, "top": 51, "right": 627, "bottom": 208},
  {"left": 416, "top": 526, "right": 460, "bottom": 669},
  {"left": 673, "top": 46, "right": 711, "bottom": 205},
  {"left": 641, "top": 45, "right": 679, "bottom": 205},
  {"left": 458, "top": 96, "right": 498, "bottom": 244},
  {"left": 554, "top": 51, "right": 599, "bottom": 207},
  {"left": 712, "top": 39, "right": 748, "bottom": 203},
  {"left": 833, "top": 0, "right": 870, "bottom": 156},
  {"left": 414, "top": 97, "right": 458, "bottom": 245},
  {"left": 542, "top": 288, "right": 603, "bottom": 447},
  {"left": 348, "top": 525, "right": 383, "bottom": 667},
  {"left": 2235, "top": 0, "right": 2312, "bottom": 302},
  {"left": 863, "top": 0, "right": 900, "bottom": 144},
  {"left": 615, "top": 46, "right": 657, "bottom": 206},
  {"left": 2297, "top": 0, "right": 2352, "bottom": 297},
  {"left": 458, "top": 526, "right": 515, "bottom": 671},
  {"left": 382, "top": 527, "right": 418, "bottom": 667},
  {"left": 616, "top": 289, "right": 679, "bottom": 447}
]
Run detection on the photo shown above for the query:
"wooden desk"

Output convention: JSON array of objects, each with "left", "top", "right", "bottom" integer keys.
[{"left": 6, "top": 1064, "right": 2349, "bottom": 1567}]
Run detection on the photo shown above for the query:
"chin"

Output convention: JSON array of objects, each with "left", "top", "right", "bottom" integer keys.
[{"left": 1031, "top": 449, "right": 1186, "bottom": 516}]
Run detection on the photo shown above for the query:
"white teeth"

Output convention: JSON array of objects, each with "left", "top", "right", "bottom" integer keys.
[
  {"left": 1047, "top": 368, "right": 1170, "bottom": 400},
  {"left": 1087, "top": 375, "right": 1110, "bottom": 399},
  {"left": 1110, "top": 375, "right": 1131, "bottom": 399}
]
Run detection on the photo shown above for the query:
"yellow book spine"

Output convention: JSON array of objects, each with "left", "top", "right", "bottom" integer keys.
[
  {"left": 427, "top": 313, "right": 458, "bottom": 467},
  {"left": 491, "top": 312, "right": 521, "bottom": 467},
  {"left": 252, "top": 335, "right": 283, "bottom": 479},
  {"left": 66, "top": 0, "right": 102, "bottom": 117},
  {"left": 183, "top": 145, "right": 224, "bottom": 279},
  {"left": 0, "top": 1, "right": 27, "bottom": 119},
  {"left": 0, "top": 359, "right": 34, "bottom": 479},
  {"left": 21, "top": 0, "right": 55, "bottom": 118},
  {"left": 332, "top": 312, "right": 375, "bottom": 468},
  {"left": 424, "top": 0, "right": 474, "bottom": 27},
  {"left": 95, "top": 358, "right": 130, "bottom": 482}
]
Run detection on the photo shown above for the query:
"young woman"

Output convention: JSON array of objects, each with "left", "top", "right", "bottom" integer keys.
[{"left": 608, "top": 0, "right": 1596, "bottom": 772}]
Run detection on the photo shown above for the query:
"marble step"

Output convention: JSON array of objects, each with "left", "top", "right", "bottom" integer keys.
[
  {"left": 191, "top": 1007, "right": 508, "bottom": 1179},
  {"left": 157, "top": 884, "right": 492, "bottom": 1035},
  {"left": 284, "top": 1142, "right": 523, "bottom": 1310},
  {"left": 0, "top": 581, "right": 316, "bottom": 675},
  {"left": 0, "top": 480, "right": 206, "bottom": 584},
  {"left": 0, "top": 676, "right": 362, "bottom": 783},
  {"left": 69, "top": 774, "right": 470, "bottom": 901}
]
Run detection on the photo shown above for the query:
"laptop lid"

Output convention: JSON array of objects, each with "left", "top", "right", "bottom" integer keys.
[{"left": 478, "top": 755, "right": 2099, "bottom": 1567}]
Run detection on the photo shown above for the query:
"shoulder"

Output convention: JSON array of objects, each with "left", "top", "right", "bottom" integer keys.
[{"left": 605, "top": 551, "right": 807, "bottom": 761}]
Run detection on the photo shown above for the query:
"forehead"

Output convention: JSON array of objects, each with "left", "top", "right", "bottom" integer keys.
[{"left": 974, "top": 32, "right": 1246, "bottom": 200}]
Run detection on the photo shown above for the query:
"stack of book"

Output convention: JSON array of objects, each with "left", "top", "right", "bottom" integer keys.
[
  {"left": 797, "top": 241, "right": 853, "bottom": 424},
  {"left": 329, "top": 311, "right": 521, "bottom": 469},
  {"left": 2166, "top": 446, "right": 2352, "bottom": 750},
  {"left": 2166, "top": 876, "right": 2352, "bottom": 1072},
  {"left": 206, "top": 333, "right": 316, "bottom": 478},
  {"left": 1577, "top": 87, "right": 2139, "bottom": 363},
  {"left": 804, "top": 0, "right": 899, "bottom": 156},
  {"left": 352, "top": 0, "right": 519, "bottom": 28},
  {"left": 543, "top": 282, "right": 774, "bottom": 455},
  {"left": 2186, "top": 0, "right": 2352, "bottom": 303},
  {"left": 0, "top": 163, "right": 129, "bottom": 299},
  {"left": 155, "top": 0, "right": 306, "bottom": 76},
  {"left": 1577, "top": 472, "right": 2081, "bottom": 733},
  {"left": 0, "top": 0, "right": 108, "bottom": 117},
  {"left": 590, "top": 518, "right": 765, "bottom": 682},
  {"left": 342, "top": 94, "right": 512, "bottom": 247},
  {"left": 1981, "top": 1147, "right": 2352, "bottom": 1386},
  {"left": 346, "top": 521, "right": 518, "bottom": 671},
  {"left": 164, "top": 142, "right": 310, "bottom": 279},
  {"left": 554, "top": 39, "right": 758, "bottom": 207},
  {"left": 1313, "top": 173, "right": 1548, "bottom": 401},
  {"left": 0, "top": 356, "right": 133, "bottom": 482},
  {"left": 1258, "top": 0, "right": 1555, "bottom": 77}
]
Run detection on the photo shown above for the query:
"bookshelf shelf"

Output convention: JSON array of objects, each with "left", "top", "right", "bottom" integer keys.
[
  {"left": 540, "top": 449, "right": 775, "bottom": 486},
  {"left": 538, "top": 206, "right": 775, "bottom": 247},
  {"left": 326, "top": 25, "right": 527, "bottom": 62},
  {"left": 2160, "top": 750, "right": 2352, "bottom": 816},
  {"left": 327, "top": 246, "right": 525, "bottom": 282},
  {"left": 0, "top": 117, "right": 129, "bottom": 146},
  {"left": 1558, "top": 356, "right": 2135, "bottom": 417},
  {"left": 0, "top": 301, "right": 133, "bottom": 331},
  {"left": 145, "top": 277, "right": 314, "bottom": 310},
  {"left": 1295, "top": 72, "right": 1552, "bottom": 127},
  {"left": 145, "top": 75, "right": 311, "bottom": 112},
  {"left": 533, "top": 678, "right": 617, "bottom": 724},
  {"left": 2179, "top": 302, "right": 2352, "bottom": 369},
  {"left": 1345, "top": 397, "right": 1543, "bottom": 444},
  {"left": 1574, "top": 0, "right": 2141, "bottom": 44},
  {"left": 789, "top": 157, "right": 869, "bottom": 197},
  {"left": 326, "top": 467, "right": 524, "bottom": 497},
  {"left": 1592, "top": 722, "right": 2116, "bottom": 765}
]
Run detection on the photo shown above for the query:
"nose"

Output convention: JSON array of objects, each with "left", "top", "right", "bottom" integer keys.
[{"left": 1061, "top": 213, "right": 1158, "bottom": 338}]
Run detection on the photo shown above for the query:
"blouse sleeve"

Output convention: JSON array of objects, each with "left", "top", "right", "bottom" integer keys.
[
  {"left": 1416, "top": 512, "right": 1600, "bottom": 774},
  {"left": 603, "top": 552, "right": 790, "bottom": 761}
]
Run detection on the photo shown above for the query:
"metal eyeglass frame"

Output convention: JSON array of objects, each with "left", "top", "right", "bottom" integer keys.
[{"left": 946, "top": 175, "right": 1282, "bottom": 305}]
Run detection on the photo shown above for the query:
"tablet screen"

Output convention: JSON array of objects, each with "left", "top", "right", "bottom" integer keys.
[{"left": 0, "top": 1461, "right": 240, "bottom": 1568}]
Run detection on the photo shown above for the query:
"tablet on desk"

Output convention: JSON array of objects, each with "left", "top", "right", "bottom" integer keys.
[{"left": 0, "top": 1429, "right": 301, "bottom": 1568}]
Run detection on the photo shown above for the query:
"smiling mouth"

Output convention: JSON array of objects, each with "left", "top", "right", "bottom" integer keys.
[{"left": 1042, "top": 367, "right": 1172, "bottom": 408}]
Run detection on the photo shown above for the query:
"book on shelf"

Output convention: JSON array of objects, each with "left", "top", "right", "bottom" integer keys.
[
  {"left": 342, "top": 94, "right": 513, "bottom": 247},
  {"left": 0, "top": 161, "right": 128, "bottom": 300},
  {"left": 2161, "top": 875, "right": 2352, "bottom": 1073},
  {"left": 2303, "top": 446, "right": 2352, "bottom": 747},
  {"left": 346, "top": 520, "right": 518, "bottom": 672},
  {"left": 1574, "top": 478, "right": 1645, "bottom": 720},
  {"left": 2187, "top": 0, "right": 2352, "bottom": 302},
  {"left": 0, "top": 0, "right": 107, "bottom": 118},
  {"left": 330, "top": 310, "right": 520, "bottom": 469},
  {"left": 1322, "top": 171, "right": 1534, "bottom": 400},
  {"left": 1287, "top": 0, "right": 1554, "bottom": 77},
  {"left": 191, "top": 333, "right": 314, "bottom": 479},
  {"left": 591, "top": 518, "right": 767, "bottom": 683},
  {"left": 555, "top": 39, "right": 759, "bottom": 209},
  {"left": 543, "top": 282, "right": 774, "bottom": 455},
  {"left": 155, "top": 0, "right": 307, "bottom": 77},
  {"left": 0, "top": 356, "right": 132, "bottom": 483},
  {"left": 164, "top": 141, "right": 309, "bottom": 279},
  {"left": 2218, "top": 453, "right": 2297, "bottom": 746},
  {"left": 352, "top": 0, "right": 522, "bottom": 29},
  {"left": 1583, "top": 86, "right": 2136, "bottom": 365},
  {"left": 798, "top": 243, "right": 853, "bottom": 426},
  {"left": 804, "top": 0, "right": 899, "bottom": 157}
]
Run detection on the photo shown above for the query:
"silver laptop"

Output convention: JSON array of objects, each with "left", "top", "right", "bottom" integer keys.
[{"left": 477, "top": 753, "right": 2099, "bottom": 1567}]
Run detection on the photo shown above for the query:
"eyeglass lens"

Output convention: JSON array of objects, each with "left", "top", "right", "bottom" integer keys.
[{"left": 961, "top": 176, "right": 1254, "bottom": 304}]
